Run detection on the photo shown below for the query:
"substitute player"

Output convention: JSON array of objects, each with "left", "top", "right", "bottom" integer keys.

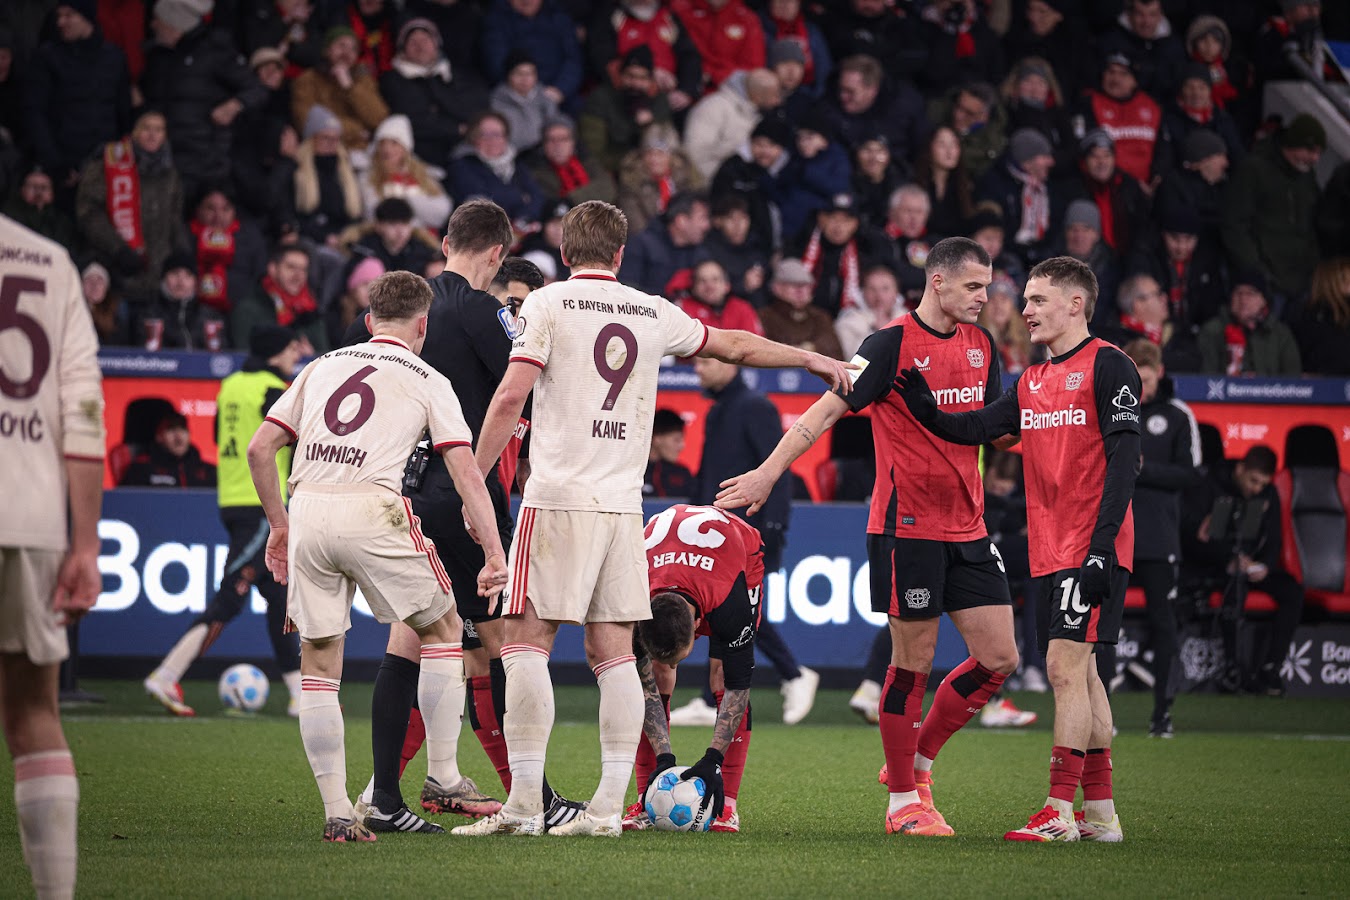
[
  {"left": 247, "top": 271, "right": 509, "bottom": 842},
  {"left": 455, "top": 199, "right": 854, "bottom": 837},
  {"left": 893, "top": 256, "right": 1140, "bottom": 843},
  {"left": 718, "top": 237, "right": 1021, "bottom": 837},
  {"left": 0, "top": 214, "right": 105, "bottom": 899},
  {"left": 624, "top": 503, "right": 765, "bottom": 834}
]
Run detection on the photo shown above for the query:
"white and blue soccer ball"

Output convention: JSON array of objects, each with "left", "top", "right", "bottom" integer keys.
[
  {"left": 218, "top": 664, "right": 269, "bottom": 712},
  {"left": 644, "top": 766, "right": 714, "bottom": 832}
]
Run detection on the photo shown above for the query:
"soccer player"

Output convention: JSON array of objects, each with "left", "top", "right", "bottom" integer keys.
[
  {"left": 247, "top": 271, "right": 510, "bottom": 842},
  {"left": 455, "top": 199, "right": 854, "bottom": 837},
  {"left": 144, "top": 325, "right": 306, "bottom": 718},
  {"left": 892, "top": 256, "right": 1140, "bottom": 843},
  {"left": 0, "top": 213, "right": 106, "bottom": 899},
  {"left": 624, "top": 503, "right": 765, "bottom": 834},
  {"left": 717, "top": 237, "right": 1022, "bottom": 836}
]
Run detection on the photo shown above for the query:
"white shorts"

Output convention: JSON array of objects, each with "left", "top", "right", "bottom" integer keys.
[
  {"left": 287, "top": 484, "right": 454, "bottom": 641},
  {"left": 505, "top": 507, "right": 651, "bottom": 625},
  {"left": 0, "top": 547, "right": 67, "bottom": 666}
]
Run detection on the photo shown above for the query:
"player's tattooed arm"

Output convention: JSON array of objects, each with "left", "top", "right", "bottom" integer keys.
[
  {"left": 709, "top": 688, "right": 750, "bottom": 754},
  {"left": 637, "top": 656, "right": 673, "bottom": 756},
  {"left": 790, "top": 420, "right": 815, "bottom": 444}
]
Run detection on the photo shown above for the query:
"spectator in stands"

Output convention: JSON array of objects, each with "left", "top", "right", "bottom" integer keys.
[
  {"left": 671, "top": 0, "right": 765, "bottom": 90},
  {"left": 836, "top": 262, "right": 907, "bottom": 359},
  {"left": 332, "top": 0, "right": 396, "bottom": 75},
  {"left": 1100, "top": 273, "right": 1168, "bottom": 349},
  {"left": 291, "top": 26, "right": 389, "bottom": 150},
  {"left": 142, "top": 0, "right": 265, "bottom": 200},
  {"left": 1079, "top": 53, "right": 1161, "bottom": 188},
  {"left": 915, "top": 0, "right": 1004, "bottom": 95},
  {"left": 1055, "top": 129, "right": 1150, "bottom": 259},
  {"left": 232, "top": 49, "right": 300, "bottom": 241},
  {"left": 1003, "top": 0, "right": 1095, "bottom": 100},
  {"left": 977, "top": 272, "right": 1035, "bottom": 377},
  {"left": 928, "top": 81, "right": 1005, "bottom": 180},
  {"left": 530, "top": 118, "right": 617, "bottom": 206},
  {"left": 679, "top": 259, "right": 763, "bottom": 335},
  {"left": 1098, "top": 0, "right": 1186, "bottom": 101},
  {"left": 0, "top": 29, "right": 19, "bottom": 161},
  {"left": 789, "top": 192, "right": 889, "bottom": 318},
  {"left": 820, "top": 0, "right": 926, "bottom": 83},
  {"left": 820, "top": 54, "right": 928, "bottom": 164},
  {"left": 758, "top": 257, "right": 842, "bottom": 359},
  {"left": 231, "top": 244, "right": 326, "bottom": 353},
  {"left": 481, "top": 0, "right": 583, "bottom": 109},
  {"left": 448, "top": 111, "right": 545, "bottom": 229},
  {"left": 710, "top": 116, "right": 787, "bottom": 256},
  {"left": 913, "top": 125, "right": 973, "bottom": 239},
  {"left": 882, "top": 184, "right": 937, "bottom": 307},
  {"left": 490, "top": 51, "right": 561, "bottom": 154},
  {"left": 619, "top": 190, "right": 710, "bottom": 296},
  {"left": 347, "top": 196, "right": 438, "bottom": 276},
  {"left": 579, "top": 46, "right": 674, "bottom": 174},
  {"left": 293, "top": 105, "right": 362, "bottom": 246},
  {"left": 977, "top": 128, "right": 1058, "bottom": 267},
  {"left": 329, "top": 255, "right": 383, "bottom": 347},
  {"left": 766, "top": 38, "right": 812, "bottom": 122},
  {"left": 1182, "top": 444, "right": 1303, "bottom": 696},
  {"left": 588, "top": 1, "right": 698, "bottom": 114},
  {"left": 4, "top": 167, "right": 76, "bottom": 249},
  {"left": 23, "top": 0, "right": 132, "bottom": 207},
  {"left": 379, "top": 17, "right": 486, "bottom": 168},
  {"left": 520, "top": 199, "right": 567, "bottom": 279},
  {"left": 187, "top": 186, "right": 268, "bottom": 316},
  {"left": 141, "top": 251, "right": 225, "bottom": 351},
  {"left": 403, "top": 0, "right": 483, "bottom": 77},
  {"left": 1197, "top": 272, "right": 1302, "bottom": 376},
  {"left": 705, "top": 193, "right": 768, "bottom": 304},
  {"left": 362, "top": 114, "right": 451, "bottom": 234},
  {"left": 76, "top": 109, "right": 186, "bottom": 306},
  {"left": 645, "top": 408, "right": 695, "bottom": 498},
  {"left": 1155, "top": 63, "right": 1244, "bottom": 177},
  {"left": 1000, "top": 56, "right": 1076, "bottom": 173},
  {"left": 1058, "top": 199, "right": 1120, "bottom": 324},
  {"left": 242, "top": 0, "right": 322, "bottom": 74},
  {"left": 969, "top": 201, "right": 1025, "bottom": 284},
  {"left": 850, "top": 134, "right": 908, "bottom": 232},
  {"left": 617, "top": 123, "right": 702, "bottom": 237},
  {"left": 94, "top": 0, "right": 147, "bottom": 85},
  {"left": 684, "top": 68, "right": 781, "bottom": 182},
  {"left": 1222, "top": 114, "right": 1325, "bottom": 305},
  {"left": 760, "top": 0, "right": 830, "bottom": 100},
  {"left": 82, "top": 261, "right": 134, "bottom": 346},
  {"left": 1291, "top": 257, "right": 1350, "bottom": 376},
  {"left": 1184, "top": 15, "right": 1253, "bottom": 133},
  {"left": 118, "top": 411, "right": 216, "bottom": 488},
  {"left": 1154, "top": 129, "right": 1229, "bottom": 252},
  {"left": 1124, "top": 207, "right": 1227, "bottom": 361},
  {"left": 1254, "top": 0, "right": 1327, "bottom": 85},
  {"left": 775, "top": 111, "right": 850, "bottom": 241}
]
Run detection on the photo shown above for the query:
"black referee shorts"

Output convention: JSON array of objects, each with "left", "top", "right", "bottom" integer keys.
[
  {"left": 867, "top": 535, "right": 1012, "bottom": 620},
  {"left": 1035, "top": 567, "right": 1129, "bottom": 652}
]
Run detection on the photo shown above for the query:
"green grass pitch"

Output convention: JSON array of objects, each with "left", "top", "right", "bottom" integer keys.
[{"left": 2, "top": 680, "right": 1347, "bottom": 898}]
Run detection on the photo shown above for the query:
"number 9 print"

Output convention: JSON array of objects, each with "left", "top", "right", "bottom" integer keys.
[{"left": 593, "top": 324, "right": 637, "bottom": 411}]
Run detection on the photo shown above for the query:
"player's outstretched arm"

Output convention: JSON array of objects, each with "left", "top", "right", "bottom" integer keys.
[
  {"left": 475, "top": 361, "right": 541, "bottom": 479},
  {"left": 247, "top": 422, "right": 294, "bottom": 584},
  {"left": 894, "top": 367, "right": 1021, "bottom": 446},
  {"left": 443, "top": 445, "right": 509, "bottom": 602},
  {"left": 699, "top": 327, "right": 858, "bottom": 395},
  {"left": 716, "top": 391, "right": 850, "bottom": 515},
  {"left": 52, "top": 458, "right": 104, "bottom": 624}
]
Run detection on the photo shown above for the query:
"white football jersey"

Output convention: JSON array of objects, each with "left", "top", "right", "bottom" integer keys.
[
  {"left": 510, "top": 269, "right": 707, "bottom": 513},
  {"left": 267, "top": 336, "right": 472, "bottom": 494},
  {"left": 0, "top": 215, "right": 105, "bottom": 552}
]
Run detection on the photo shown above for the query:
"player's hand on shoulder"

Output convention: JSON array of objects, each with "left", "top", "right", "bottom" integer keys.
[
  {"left": 716, "top": 468, "right": 771, "bottom": 516},
  {"left": 893, "top": 367, "right": 938, "bottom": 423},
  {"left": 1078, "top": 543, "right": 1115, "bottom": 607},
  {"left": 52, "top": 549, "right": 101, "bottom": 624},
  {"left": 805, "top": 352, "right": 859, "bottom": 395},
  {"left": 681, "top": 748, "right": 726, "bottom": 818},
  {"left": 265, "top": 525, "right": 289, "bottom": 585}
]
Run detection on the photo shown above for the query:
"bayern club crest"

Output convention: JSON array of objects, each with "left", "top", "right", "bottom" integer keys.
[
  {"left": 966, "top": 347, "right": 985, "bottom": 368},
  {"left": 1065, "top": 371, "right": 1085, "bottom": 390}
]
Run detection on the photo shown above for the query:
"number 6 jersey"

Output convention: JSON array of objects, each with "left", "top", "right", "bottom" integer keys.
[
  {"left": 509, "top": 269, "right": 708, "bottom": 514},
  {"left": 265, "top": 335, "right": 473, "bottom": 494}
]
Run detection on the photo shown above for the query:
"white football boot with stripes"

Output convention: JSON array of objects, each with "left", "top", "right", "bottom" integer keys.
[
  {"left": 1075, "top": 810, "right": 1125, "bottom": 842},
  {"left": 1004, "top": 805, "right": 1080, "bottom": 842},
  {"left": 450, "top": 809, "right": 546, "bottom": 836}
]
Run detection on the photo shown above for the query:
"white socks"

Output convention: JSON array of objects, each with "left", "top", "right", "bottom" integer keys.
[
  {"left": 1084, "top": 798, "right": 1116, "bottom": 822},
  {"left": 501, "top": 644, "right": 554, "bottom": 817},
  {"left": 282, "top": 670, "right": 302, "bottom": 702},
  {"left": 914, "top": 753, "right": 935, "bottom": 773},
  {"left": 157, "top": 623, "right": 208, "bottom": 684},
  {"left": 888, "top": 791, "right": 920, "bottom": 814},
  {"left": 298, "top": 677, "right": 351, "bottom": 820},
  {"left": 15, "top": 751, "right": 78, "bottom": 900},
  {"left": 1048, "top": 796, "right": 1075, "bottom": 819},
  {"left": 419, "top": 643, "right": 466, "bottom": 788},
  {"left": 592, "top": 655, "right": 642, "bottom": 819}
]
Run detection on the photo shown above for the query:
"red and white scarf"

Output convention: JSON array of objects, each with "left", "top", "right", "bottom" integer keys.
[
  {"left": 261, "top": 273, "right": 318, "bottom": 327},
  {"left": 190, "top": 219, "right": 239, "bottom": 312},
  {"left": 802, "top": 227, "right": 862, "bottom": 310},
  {"left": 103, "top": 138, "right": 144, "bottom": 251},
  {"left": 1121, "top": 314, "right": 1164, "bottom": 344},
  {"left": 1009, "top": 164, "right": 1049, "bottom": 247}
]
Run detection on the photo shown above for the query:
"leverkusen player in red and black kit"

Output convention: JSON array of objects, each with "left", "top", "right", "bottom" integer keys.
[
  {"left": 622, "top": 504, "right": 765, "bottom": 834},
  {"left": 717, "top": 237, "right": 1023, "bottom": 837},
  {"left": 895, "top": 256, "right": 1141, "bottom": 843}
]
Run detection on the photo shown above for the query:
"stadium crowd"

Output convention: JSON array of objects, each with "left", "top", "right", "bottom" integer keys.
[{"left": 2, "top": 0, "right": 1349, "bottom": 377}]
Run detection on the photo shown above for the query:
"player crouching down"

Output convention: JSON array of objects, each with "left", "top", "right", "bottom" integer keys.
[
  {"left": 247, "top": 272, "right": 509, "bottom": 842},
  {"left": 624, "top": 504, "right": 763, "bottom": 834}
]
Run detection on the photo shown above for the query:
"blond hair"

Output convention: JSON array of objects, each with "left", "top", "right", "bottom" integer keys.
[
  {"left": 562, "top": 200, "right": 629, "bottom": 269},
  {"left": 368, "top": 271, "right": 432, "bottom": 320}
]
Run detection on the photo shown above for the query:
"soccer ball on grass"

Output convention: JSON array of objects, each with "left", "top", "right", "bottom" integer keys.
[
  {"left": 644, "top": 766, "right": 714, "bottom": 832},
  {"left": 218, "top": 664, "right": 270, "bottom": 713}
]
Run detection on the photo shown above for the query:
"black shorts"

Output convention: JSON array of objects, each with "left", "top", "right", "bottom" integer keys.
[
  {"left": 1035, "top": 567, "right": 1129, "bottom": 652},
  {"left": 867, "top": 535, "right": 1012, "bottom": 620},
  {"left": 411, "top": 476, "right": 514, "bottom": 631}
]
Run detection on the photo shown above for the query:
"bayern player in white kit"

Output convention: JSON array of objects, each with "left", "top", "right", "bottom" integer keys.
[
  {"left": 455, "top": 200, "right": 855, "bottom": 837},
  {"left": 0, "top": 214, "right": 105, "bottom": 899},
  {"left": 246, "top": 272, "right": 510, "bottom": 842}
]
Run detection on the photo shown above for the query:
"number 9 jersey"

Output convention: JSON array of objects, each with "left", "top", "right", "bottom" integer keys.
[{"left": 509, "top": 269, "right": 708, "bottom": 514}]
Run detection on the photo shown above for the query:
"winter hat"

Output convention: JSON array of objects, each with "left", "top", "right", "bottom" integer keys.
[
  {"left": 772, "top": 258, "right": 814, "bottom": 285},
  {"left": 1064, "top": 199, "right": 1101, "bottom": 233},
  {"left": 373, "top": 114, "right": 414, "bottom": 153},
  {"left": 397, "top": 17, "right": 440, "bottom": 51},
  {"left": 303, "top": 104, "right": 341, "bottom": 139},
  {"left": 346, "top": 257, "right": 385, "bottom": 292},
  {"left": 1186, "top": 15, "right": 1231, "bottom": 58},
  {"left": 1179, "top": 61, "right": 1212, "bottom": 86},
  {"left": 60, "top": 0, "right": 99, "bottom": 25},
  {"left": 1013, "top": 57, "right": 1054, "bottom": 84},
  {"left": 1182, "top": 128, "right": 1226, "bottom": 164},
  {"left": 1079, "top": 128, "right": 1115, "bottom": 156},
  {"left": 641, "top": 124, "right": 678, "bottom": 152},
  {"left": 249, "top": 324, "right": 299, "bottom": 360},
  {"left": 154, "top": 0, "right": 212, "bottom": 33},
  {"left": 1103, "top": 52, "right": 1134, "bottom": 76},
  {"left": 249, "top": 46, "right": 285, "bottom": 71},
  {"left": 323, "top": 25, "right": 356, "bottom": 49},
  {"left": 797, "top": 108, "right": 835, "bottom": 143},
  {"left": 621, "top": 45, "right": 655, "bottom": 73},
  {"left": 751, "top": 115, "right": 793, "bottom": 148},
  {"left": 82, "top": 261, "right": 111, "bottom": 286},
  {"left": 1232, "top": 269, "right": 1268, "bottom": 296},
  {"left": 1280, "top": 113, "right": 1327, "bottom": 150},
  {"left": 503, "top": 48, "right": 537, "bottom": 75},
  {"left": 1159, "top": 206, "right": 1201, "bottom": 235},
  {"left": 1009, "top": 128, "right": 1053, "bottom": 165},
  {"left": 824, "top": 193, "right": 858, "bottom": 215},
  {"left": 162, "top": 250, "right": 197, "bottom": 276},
  {"left": 767, "top": 38, "right": 806, "bottom": 68}
]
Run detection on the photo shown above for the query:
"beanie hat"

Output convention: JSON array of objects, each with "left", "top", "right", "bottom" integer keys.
[
  {"left": 1159, "top": 206, "right": 1201, "bottom": 235},
  {"left": 1232, "top": 269, "right": 1267, "bottom": 296},
  {"left": 1280, "top": 113, "right": 1327, "bottom": 150},
  {"left": 1103, "top": 52, "right": 1134, "bottom": 76},
  {"left": 1179, "top": 61, "right": 1212, "bottom": 86},
  {"left": 767, "top": 38, "right": 806, "bottom": 68},
  {"left": 323, "top": 25, "right": 356, "bottom": 49},
  {"left": 796, "top": 108, "right": 835, "bottom": 143},
  {"left": 373, "top": 114, "right": 414, "bottom": 153},
  {"left": 396, "top": 17, "right": 440, "bottom": 51},
  {"left": 154, "top": 0, "right": 212, "bottom": 33},
  {"left": 1013, "top": 57, "right": 1054, "bottom": 84},
  {"left": 346, "top": 256, "right": 385, "bottom": 292},
  {"left": 1065, "top": 199, "right": 1101, "bottom": 233},
  {"left": 751, "top": 115, "right": 793, "bottom": 148},
  {"left": 162, "top": 250, "right": 197, "bottom": 276},
  {"left": 1079, "top": 128, "right": 1115, "bottom": 156},
  {"left": 249, "top": 46, "right": 285, "bottom": 71},
  {"left": 1186, "top": 15, "right": 1231, "bottom": 58},
  {"left": 82, "top": 261, "right": 111, "bottom": 285},
  {"left": 303, "top": 104, "right": 341, "bottom": 139},
  {"left": 249, "top": 324, "right": 299, "bottom": 360},
  {"left": 621, "top": 45, "right": 654, "bottom": 73},
  {"left": 1009, "top": 128, "right": 1053, "bottom": 165},
  {"left": 61, "top": 0, "right": 99, "bottom": 26},
  {"left": 1182, "top": 128, "right": 1226, "bottom": 164}
]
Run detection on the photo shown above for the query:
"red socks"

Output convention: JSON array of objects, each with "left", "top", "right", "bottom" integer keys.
[
  {"left": 634, "top": 693, "right": 670, "bottom": 797},
  {"left": 714, "top": 690, "right": 752, "bottom": 800},
  {"left": 916, "top": 657, "right": 1006, "bottom": 762},
  {"left": 879, "top": 666, "right": 927, "bottom": 794},
  {"left": 1049, "top": 746, "right": 1086, "bottom": 802},
  {"left": 468, "top": 674, "right": 512, "bottom": 792},
  {"left": 1082, "top": 748, "right": 1113, "bottom": 801}
]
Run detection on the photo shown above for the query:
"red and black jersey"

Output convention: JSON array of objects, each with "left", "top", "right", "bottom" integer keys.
[
  {"left": 840, "top": 311, "right": 1000, "bottom": 541},
  {"left": 645, "top": 504, "right": 764, "bottom": 688}
]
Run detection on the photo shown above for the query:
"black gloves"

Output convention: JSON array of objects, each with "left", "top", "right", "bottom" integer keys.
[
  {"left": 681, "top": 747, "right": 725, "bottom": 818},
  {"left": 1079, "top": 543, "right": 1116, "bottom": 607},
  {"left": 114, "top": 246, "right": 145, "bottom": 277},
  {"left": 893, "top": 367, "right": 938, "bottom": 424},
  {"left": 650, "top": 753, "right": 678, "bottom": 788}
]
